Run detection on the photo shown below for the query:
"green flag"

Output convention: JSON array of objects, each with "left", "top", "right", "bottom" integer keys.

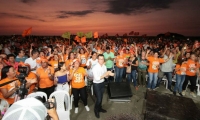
[
  {"left": 77, "top": 32, "right": 84, "bottom": 37},
  {"left": 62, "top": 32, "right": 71, "bottom": 39},
  {"left": 85, "top": 31, "right": 93, "bottom": 38}
]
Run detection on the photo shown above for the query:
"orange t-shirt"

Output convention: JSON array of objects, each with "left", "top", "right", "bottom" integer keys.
[
  {"left": 116, "top": 55, "right": 126, "bottom": 68},
  {"left": 63, "top": 54, "right": 68, "bottom": 61},
  {"left": 80, "top": 53, "right": 88, "bottom": 67},
  {"left": 176, "top": 63, "right": 187, "bottom": 75},
  {"left": 49, "top": 60, "right": 59, "bottom": 69},
  {"left": 65, "top": 59, "right": 73, "bottom": 68},
  {"left": 36, "top": 66, "right": 54, "bottom": 88},
  {"left": 25, "top": 72, "right": 37, "bottom": 94},
  {"left": 147, "top": 57, "right": 165, "bottom": 73},
  {"left": 96, "top": 47, "right": 103, "bottom": 54},
  {"left": 186, "top": 59, "right": 199, "bottom": 76},
  {"left": 0, "top": 78, "right": 20, "bottom": 104},
  {"left": 70, "top": 67, "right": 86, "bottom": 89}
]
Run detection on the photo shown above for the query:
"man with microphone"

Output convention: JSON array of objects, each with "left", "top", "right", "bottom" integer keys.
[{"left": 92, "top": 54, "right": 114, "bottom": 118}]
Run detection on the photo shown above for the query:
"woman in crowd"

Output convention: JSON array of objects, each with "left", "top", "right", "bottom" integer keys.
[
  {"left": 36, "top": 58, "right": 55, "bottom": 98},
  {"left": 86, "top": 51, "right": 98, "bottom": 91},
  {"left": 78, "top": 47, "right": 89, "bottom": 68},
  {"left": 54, "top": 62, "right": 69, "bottom": 92},
  {"left": 0, "top": 66, "right": 19, "bottom": 104},
  {"left": 173, "top": 58, "right": 187, "bottom": 96},
  {"left": 146, "top": 49, "right": 172, "bottom": 90},
  {"left": 115, "top": 50, "right": 127, "bottom": 82},
  {"left": 69, "top": 59, "right": 89, "bottom": 114},
  {"left": 127, "top": 52, "right": 138, "bottom": 89},
  {"left": 49, "top": 54, "right": 63, "bottom": 70},
  {"left": 65, "top": 52, "right": 76, "bottom": 70},
  {"left": 182, "top": 53, "right": 199, "bottom": 97}
]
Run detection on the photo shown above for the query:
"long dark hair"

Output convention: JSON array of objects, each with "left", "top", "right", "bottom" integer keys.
[
  {"left": 176, "top": 58, "right": 184, "bottom": 66},
  {"left": 1, "top": 66, "right": 13, "bottom": 80},
  {"left": 68, "top": 52, "right": 74, "bottom": 60},
  {"left": 58, "top": 62, "right": 65, "bottom": 71}
]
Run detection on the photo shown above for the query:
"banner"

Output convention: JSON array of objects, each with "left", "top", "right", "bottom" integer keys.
[
  {"left": 22, "top": 27, "right": 32, "bottom": 37},
  {"left": 85, "top": 31, "right": 93, "bottom": 38},
  {"left": 129, "top": 31, "right": 134, "bottom": 35},
  {"left": 134, "top": 32, "right": 139, "bottom": 35},
  {"left": 74, "top": 35, "right": 80, "bottom": 42},
  {"left": 77, "top": 32, "right": 84, "bottom": 37},
  {"left": 81, "top": 36, "right": 86, "bottom": 43},
  {"left": 62, "top": 32, "right": 71, "bottom": 39},
  {"left": 94, "top": 32, "right": 98, "bottom": 38}
]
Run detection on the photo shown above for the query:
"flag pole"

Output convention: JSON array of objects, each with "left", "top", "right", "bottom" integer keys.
[{"left": 69, "top": 36, "right": 70, "bottom": 45}]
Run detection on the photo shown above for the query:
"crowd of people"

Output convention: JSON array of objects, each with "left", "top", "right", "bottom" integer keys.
[{"left": 0, "top": 35, "right": 199, "bottom": 119}]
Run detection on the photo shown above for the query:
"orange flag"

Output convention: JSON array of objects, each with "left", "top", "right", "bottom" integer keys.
[
  {"left": 74, "top": 35, "right": 80, "bottom": 42},
  {"left": 94, "top": 32, "right": 98, "bottom": 38},
  {"left": 81, "top": 36, "right": 86, "bottom": 43},
  {"left": 22, "top": 27, "right": 32, "bottom": 37}
]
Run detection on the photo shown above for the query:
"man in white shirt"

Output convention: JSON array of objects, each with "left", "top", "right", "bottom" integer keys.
[
  {"left": 25, "top": 49, "right": 39, "bottom": 73},
  {"left": 92, "top": 54, "right": 114, "bottom": 118},
  {"left": 4, "top": 43, "right": 11, "bottom": 55}
]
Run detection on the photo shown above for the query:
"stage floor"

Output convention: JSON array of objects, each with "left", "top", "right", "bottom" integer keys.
[{"left": 70, "top": 83, "right": 200, "bottom": 120}]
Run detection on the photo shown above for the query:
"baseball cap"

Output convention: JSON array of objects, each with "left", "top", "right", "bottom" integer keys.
[{"left": 3, "top": 98, "right": 47, "bottom": 120}]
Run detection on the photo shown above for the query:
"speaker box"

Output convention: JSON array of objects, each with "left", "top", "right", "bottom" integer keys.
[
  {"left": 107, "top": 82, "right": 132, "bottom": 99},
  {"left": 144, "top": 90, "right": 200, "bottom": 120}
]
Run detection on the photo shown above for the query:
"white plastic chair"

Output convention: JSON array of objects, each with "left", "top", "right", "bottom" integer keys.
[
  {"left": 70, "top": 94, "right": 73, "bottom": 110},
  {"left": 26, "top": 92, "right": 47, "bottom": 101},
  {"left": 91, "top": 84, "right": 94, "bottom": 96},
  {"left": 162, "top": 76, "right": 169, "bottom": 89},
  {"left": 49, "top": 91, "right": 70, "bottom": 120},
  {"left": 0, "top": 99, "right": 9, "bottom": 113}
]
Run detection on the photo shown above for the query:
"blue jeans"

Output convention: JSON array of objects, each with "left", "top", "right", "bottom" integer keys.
[
  {"left": 157, "top": 72, "right": 172, "bottom": 89},
  {"left": 115, "top": 67, "right": 124, "bottom": 82},
  {"left": 127, "top": 70, "right": 137, "bottom": 86},
  {"left": 148, "top": 72, "right": 158, "bottom": 89},
  {"left": 93, "top": 82, "right": 105, "bottom": 112},
  {"left": 174, "top": 74, "right": 185, "bottom": 93}
]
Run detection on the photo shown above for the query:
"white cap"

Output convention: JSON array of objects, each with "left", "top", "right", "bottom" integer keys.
[{"left": 3, "top": 98, "right": 47, "bottom": 120}]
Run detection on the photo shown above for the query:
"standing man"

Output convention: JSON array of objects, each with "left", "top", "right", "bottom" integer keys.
[
  {"left": 92, "top": 54, "right": 114, "bottom": 118},
  {"left": 103, "top": 47, "right": 115, "bottom": 82},
  {"left": 25, "top": 49, "right": 39, "bottom": 73}
]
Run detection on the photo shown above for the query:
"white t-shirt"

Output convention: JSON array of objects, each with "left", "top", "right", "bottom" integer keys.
[
  {"left": 25, "top": 57, "right": 37, "bottom": 73},
  {"left": 86, "top": 58, "right": 98, "bottom": 69},
  {"left": 86, "top": 58, "right": 98, "bottom": 80},
  {"left": 4, "top": 48, "right": 11, "bottom": 55}
]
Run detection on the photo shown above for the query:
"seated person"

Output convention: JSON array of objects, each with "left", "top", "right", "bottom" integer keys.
[{"left": 0, "top": 66, "right": 20, "bottom": 105}]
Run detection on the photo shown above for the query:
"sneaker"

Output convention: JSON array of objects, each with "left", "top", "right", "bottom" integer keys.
[
  {"left": 75, "top": 107, "right": 78, "bottom": 113},
  {"left": 173, "top": 91, "right": 176, "bottom": 95},
  {"left": 154, "top": 87, "right": 159, "bottom": 90},
  {"left": 182, "top": 90, "right": 186, "bottom": 96},
  {"left": 190, "top": 92, "right": 196, "bottom": 98},
  {"left": 155, "top": 86, "right": 159, "bottom": 89},
  {"left": 179, "top": 93, "right": 183, "bottom": 97},
  {"left": 147, "top": 88, "right": 151, "bottom": 91},
  {"left": 85, "top": 105, "right": 90, "bottom": 111}
]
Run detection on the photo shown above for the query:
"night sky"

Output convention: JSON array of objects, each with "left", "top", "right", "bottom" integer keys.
[{"left": 0, "top": 0, "right": 200, "bottom": 36}]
